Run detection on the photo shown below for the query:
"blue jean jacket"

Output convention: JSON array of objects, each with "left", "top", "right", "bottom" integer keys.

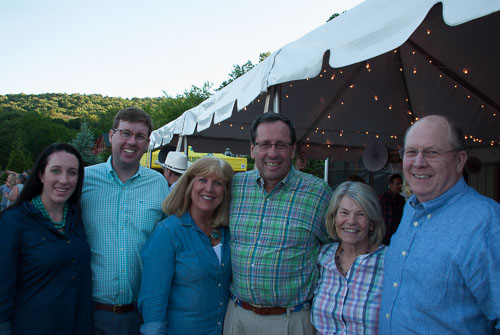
[{"left": 138, "top": 212, "right": 231, "bottom": 335}]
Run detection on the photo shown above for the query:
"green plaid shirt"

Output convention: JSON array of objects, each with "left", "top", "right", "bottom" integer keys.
[
  {"left": 81, "top": 157, "right": 169, "bottom": 304},
  {"left": 229, "top": 168, "right": 332, "bottom": 307}
]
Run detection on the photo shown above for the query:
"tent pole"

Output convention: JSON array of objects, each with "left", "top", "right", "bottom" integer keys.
[{"left": 324, "top": 157, "right": 329, "bottom": 183}]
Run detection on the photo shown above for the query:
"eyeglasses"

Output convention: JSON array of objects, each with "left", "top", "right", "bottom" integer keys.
[
  {"left": 112, "top": 129, "right": 149, "bottom": 143},
  {"left": 254, "top": 142, "right": 293, "bottom": 151},
  {"left": 399, "top": 148, "right": 459, "bottom": 161}
]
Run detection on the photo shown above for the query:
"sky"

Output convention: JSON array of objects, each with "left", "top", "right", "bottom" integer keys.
[{"left": 1, "top": 0, "right": 364, "bottom": 99}]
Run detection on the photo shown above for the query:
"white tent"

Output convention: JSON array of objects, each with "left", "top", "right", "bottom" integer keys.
[{"left": 150, "top": 0, "right": 500, "bottom": 163}]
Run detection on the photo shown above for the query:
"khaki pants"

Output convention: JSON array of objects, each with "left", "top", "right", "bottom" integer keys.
[{"left": 223, "top": 298, "right": 315, "bottom": 335}]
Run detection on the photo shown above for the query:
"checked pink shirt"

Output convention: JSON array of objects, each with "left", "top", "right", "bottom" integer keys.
[{"left": 311, "top": 242, "right": 386, "bottom": 335}]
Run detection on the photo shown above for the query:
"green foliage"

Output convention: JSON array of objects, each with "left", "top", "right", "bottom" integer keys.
[
  {"left": 71, "top": 120, "right": 100, "bottom": 166},
  {"left": 5, "top": 138, "right": 33, "bottom": 173},
  {"left": 151, "top": 82, "right": 213, "bottom": 128},
  {"left": 327, "top": 12, "right": 344, "bottom": 22},
  {"left": 259, "top": 52, "right": 271, "bottom": 63},
  {"left": 217, "top": 60, "right": 255, "bottom": 91},
  {"left": 302, "top": 159, "right": 325, "bottom": 179}
]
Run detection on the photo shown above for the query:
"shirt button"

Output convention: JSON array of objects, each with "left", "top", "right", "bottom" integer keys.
[
  {"left": 251, "top": 264, "right": 254, "bottom": 267},
  {"left": 413, "top": 221, "right": 418, "bottom": 227},
  {"left": 67, "top": 240, "right": 71, "bottom": 244},
  {"left": 386, "top": 313, "right": 390, "bottom": 319},
  {"left": 393, "top": 282, "right": 398, "bottom": 287},
  {"left": 218, "top": 322, "right": 221, "bottom": 326},
  {"left": 402, "top": 251, "right": 407, "bottom": 256},
  {"left": 221, "top": 263, "right": 224, "bottom": 267},
  {"left": 120, "top": 248, "right": 124, "bottom": 251},
  {"left": 219, "top": 302, "right": 223, "bottom": 306},
  {"left": 427, "top": 214, "right": 432, "bottom": 219},
  {"left": 42, "top": 237, "right": 46, "bottom": 240},
  {"left": 218, "top": 283, "right": 221, "bottom": 287}
]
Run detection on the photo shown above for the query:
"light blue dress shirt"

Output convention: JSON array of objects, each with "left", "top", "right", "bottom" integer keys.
[
  {"left": 138, "top": 212, "right": 231, "bottom": 335},
  {"left": 81, "top": 157, "right": 169, "bottom": 304},
  {"left": 379, "top": 178, "right": 500, "bottom": 334}
]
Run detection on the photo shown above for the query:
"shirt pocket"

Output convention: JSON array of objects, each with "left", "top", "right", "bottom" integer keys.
[{"left": 174, "top": 251, "right": 206, "bottom": 283}]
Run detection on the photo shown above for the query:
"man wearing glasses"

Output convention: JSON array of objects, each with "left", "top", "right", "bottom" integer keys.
[
  {"left": 81, "top": 107, "right": 169, "bottom": 334},
  {"left": 224, "top": 113, "right": 332, "bottom": 335},
  {"left": 379, "top": 115, "right": 500, "bottom": 334}
]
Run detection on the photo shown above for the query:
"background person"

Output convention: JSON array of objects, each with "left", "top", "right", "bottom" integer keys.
[
  {"left": 311, "top": 181, "right": 386, "bottom": 335},
  {"left": 0, "top": 174, "right": 14, "bottom": 211},
  {"left": 379, "top": 115, "right": 500, "bottom": 334},
  {"left": 138, "top": 157, "right": 233, "bottom": 335},
  {"left": 224, "top": 113, "right": 332, "bottom": 335},
  {"left": 378, "top": 173, "right": 405, "bottom": 245},
  {"left": 158, "top": 151, "right": 188, "bottom": 188},
  {"left": 81, "top": 107, "right": 169, "bottom": 335},
  {"left": 0, "top": 143, "right": 93, "bottom": 334},
  {"left": 5, "top": 174, "right": 27, "bottom": 207}
]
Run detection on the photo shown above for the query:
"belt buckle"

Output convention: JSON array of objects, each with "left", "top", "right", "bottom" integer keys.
[{"left": 112, "top": 304, "right": 122, "bottom": 313}]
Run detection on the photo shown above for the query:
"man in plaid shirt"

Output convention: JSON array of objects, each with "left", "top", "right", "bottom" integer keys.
[
  {"left": 378, "top": 173, "right": 405, "bottom": 245},
  {"left": 223, "top": 113, "right": 332, "bottom": 335}
]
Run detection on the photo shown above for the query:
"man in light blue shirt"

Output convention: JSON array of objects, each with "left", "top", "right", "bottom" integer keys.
[
  {"left": 379, "top": 115, "right": 500, "bottom": 334},
  {"left": 81, "top": 107, "right": 169, "bottom": 335}
]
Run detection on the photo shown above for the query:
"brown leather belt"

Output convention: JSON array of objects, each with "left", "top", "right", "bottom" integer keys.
[
  {"left": 95, "top": 302, "right": 136, "bottom": 314},
  {"left": 232, "top": 295, "right": 309, "bottom": 316},
  {"left": 238, "top": 300, "right": 287, "bottom": 315}
]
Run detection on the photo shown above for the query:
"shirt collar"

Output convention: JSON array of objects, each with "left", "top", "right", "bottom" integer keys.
[
  {"left": 106, "top": 156, "right": 142, "bottom": 180},
  {"left": 255, "top": 167, "right": 295, "bottom": 190},
  {"left": 409, "top": 177, "right": 467, "bottom": 213}
]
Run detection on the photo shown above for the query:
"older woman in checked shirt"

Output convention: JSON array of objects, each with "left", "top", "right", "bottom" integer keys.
[{"left": 311, "top": 181, "right": 387, "bottom": 334}]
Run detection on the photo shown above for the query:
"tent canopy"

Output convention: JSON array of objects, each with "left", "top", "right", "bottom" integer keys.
[{"left": 150, "top": 0, "right": 500, "bottom": 162}]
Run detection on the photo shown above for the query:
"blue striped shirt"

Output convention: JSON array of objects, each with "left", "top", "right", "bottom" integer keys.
[{"left": 81, "top": 157, "right": 169, "bottom": 304}]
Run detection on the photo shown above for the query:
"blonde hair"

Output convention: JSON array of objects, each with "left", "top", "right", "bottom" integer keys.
[
  {"left": 326, "top": 181, "right": 385, "bottom": 246},
  {"left": 162, "top": 156, "right": 234, "bottom": 227}
]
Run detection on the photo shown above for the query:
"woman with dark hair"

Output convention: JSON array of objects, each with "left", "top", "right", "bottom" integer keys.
[{"left": 0, "top": 143, "right": 93, "bottom": 334}]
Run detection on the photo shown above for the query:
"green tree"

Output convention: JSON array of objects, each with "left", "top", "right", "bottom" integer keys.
[
  {"left": 217, "top": 52, "right": 271, "bottom": 91},
  {"left": 5, "top": 138, "right": 33, "bottom": 173},
  {"left": 19, "top": 110, "right": 75, "bottom": 163},
  {"left": 71, "top": 120, "right": 100, "bottom": 166}
]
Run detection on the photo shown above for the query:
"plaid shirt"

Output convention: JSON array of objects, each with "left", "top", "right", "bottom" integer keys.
[
  {"left": 379, "top": 190, "right": 405, "bottom": 245},
  {"left": 229, "top": 168, "right": 332, "bottom": 307},
  {"left": 311, "top": 243, "right": 386, "bottom": 335},
  {"left": 81, "top": 157, "right": 169, "bottom": 304}
]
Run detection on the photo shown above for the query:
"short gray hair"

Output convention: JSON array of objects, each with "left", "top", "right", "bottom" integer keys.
[{"left": 326, "top": 181, "right": 385, "bottom": 246}]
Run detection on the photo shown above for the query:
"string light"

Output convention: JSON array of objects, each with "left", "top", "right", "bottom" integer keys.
[
  {"left": 349, "top": 84, "right": 355, "bottom": 88},
  {"left": 413, "top": 68, "right": 417, "bottom": 74},
  {"left": 463, "top": 68, "right": 469, "bottom": 74},
  {"left": 426, "top": 29, "right": 431, "bottom": 35},
  {"left": 388, "top": 105, "right": 392, "bottom": 110},
  {"left": 374, "top": 95, "right": 379, "bottom": 101},
  {"left": 327, "top": 115, "right": 331, "bottom": 119},
  {"left": 331, "top": 74, "right": 336, "bottom": 80}
]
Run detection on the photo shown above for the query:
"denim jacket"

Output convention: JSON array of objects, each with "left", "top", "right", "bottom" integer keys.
[{"left": 138, "top": 212, "right": 231, "bottom": 335}]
